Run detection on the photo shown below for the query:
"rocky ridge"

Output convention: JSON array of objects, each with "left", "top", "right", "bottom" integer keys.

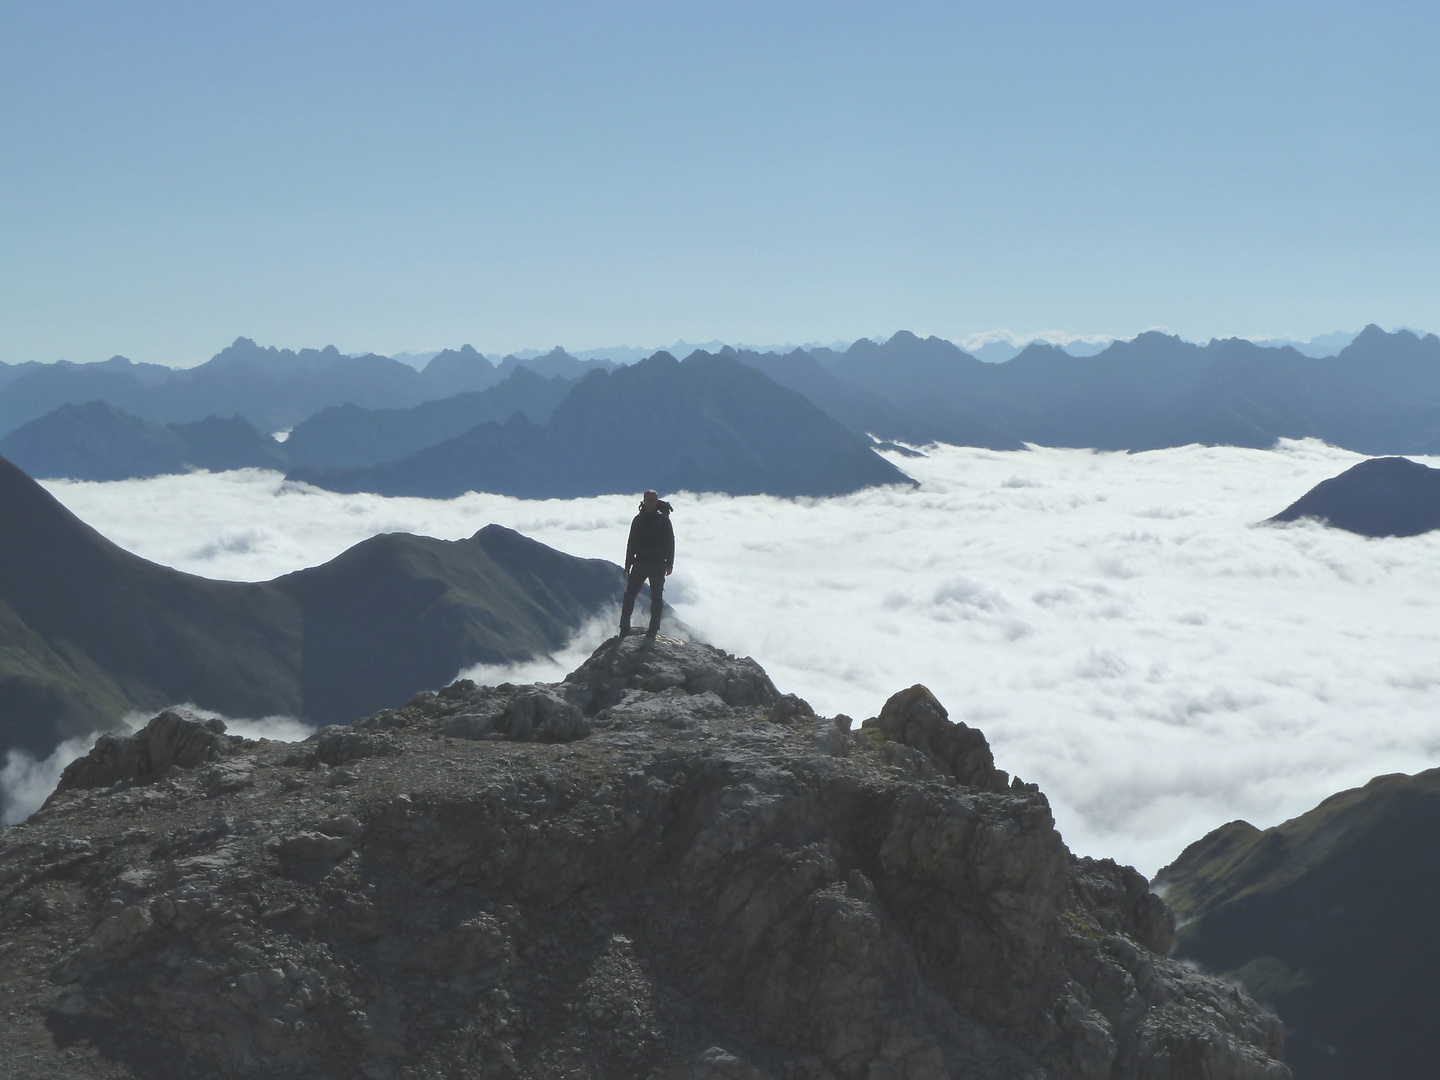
[{"left": 0, "top": 637, "right": 1287, "bottom": 1079}]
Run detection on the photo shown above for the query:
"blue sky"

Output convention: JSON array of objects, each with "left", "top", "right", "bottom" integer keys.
[{"left": 2, "top": 1, "right": 1437, "bottom": 366}]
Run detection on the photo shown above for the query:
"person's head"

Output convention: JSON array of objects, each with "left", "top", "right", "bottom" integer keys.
[{"left": 642, "top": 489, "right": 658, "bottom": 511}]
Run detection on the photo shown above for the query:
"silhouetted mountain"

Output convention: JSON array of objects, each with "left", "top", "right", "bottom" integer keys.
[
  {"left": 416, "top": 344, "right": 501, "bottom": 397},
  {"left": 825, "top": 331, "right": 1023, "bottom": 448},
  {"left": 768, "top": 326, "right": 1440, "bottom": 454},
  {"left": 284, "top": 367, "right": 572, "bottom": 469},
  {"left": 0, "top": 339, "right": 451, "bottom": 437},
  {"left": 10, "top": 327, "right": 1440, "bottom": 456},
  {"left": 728, "top": 346, "right": 917, "bottom": 438},
  {"left": 496, "top": 346, "right": 620, "bottom": 381},
  {"left": 1156, "top": 769, "right": 1440, "bottom": 1079},
  {"left": 0, "top": 362, "right": 155, "bottom": 437},
  {"left": 159, "top": 340, "right": 429, "bottom": 432},
  {"left": 0, "top": 401, "right": 288, "bottom": 481},
  {"left": 0, "top": 453, "right": 626, "bottom": 758},
  {"left": 1266, "top": 456, "right": 1440, "bottom": 537},
  {"left": 982, "top": 332, "right": 1208, "bottom": 449},
  {"left": 288, "top": 351, "right": 915, "bottom": 499}
]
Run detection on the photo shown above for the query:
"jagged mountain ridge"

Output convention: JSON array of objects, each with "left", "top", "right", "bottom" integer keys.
[
  {"left": 0, "top": 401, "right": 288, "bottom": 481},
  {"left": 0, "top": 339, "right": 601, "bottom": 440},
  {"left": 282, "top": 367, "right": 575, "bottom": 470},
  {"left": 286, "top": 351, "right": 915, "bottom": 499},
  {"left": 7, "top": 327, "right": 1440, "bottom": 481},
  {"left": 0, "top": 368, "right": 578, "bottom": 481},
  {"left": 0, "top": 454, "right": 628, "bottom": 758},
  {"left": 0, "top": 635, "right": 1289, "bottom": 1079},
  {"left": 1155, "top": 768, "right": 1440, "bottom": 1079},
  {"left": 748, "top": 325, "right": 1440, "bottom": 453}
]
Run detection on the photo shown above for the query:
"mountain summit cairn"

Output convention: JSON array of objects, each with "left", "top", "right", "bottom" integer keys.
[{"left": 0, "top": 635, "right": 1288, "bottom": 1079}]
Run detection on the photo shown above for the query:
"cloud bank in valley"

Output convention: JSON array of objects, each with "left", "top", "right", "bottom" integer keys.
[{"left": 39, "top": 441, "right": 1440, "bottom": 875}]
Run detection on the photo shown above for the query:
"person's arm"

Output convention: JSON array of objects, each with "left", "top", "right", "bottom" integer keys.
[
  {"left": 663, "top": 516, "right": 675, "bottom": 574},
  {"left": 625, "top": 517, "right": 638, "bottom": 573}
]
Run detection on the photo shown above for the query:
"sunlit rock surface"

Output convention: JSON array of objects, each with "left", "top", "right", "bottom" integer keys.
[{"left": 0, "top": 636, "right": 1287, "bottom": 1079}]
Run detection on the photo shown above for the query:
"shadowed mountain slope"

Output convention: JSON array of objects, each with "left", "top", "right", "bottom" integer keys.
[
  {"left": 750, "top": 326, "right": 1440, "bottom": 454},
  {"left": 416, "top": 344, "right": 501, "bottom": 398},
  {"left": 1155, "top": 769, "right": 1440, "bottom": 1079},
  {"left": 11, "top": 326, "right": 1440, "bottom": 458},
  {"left": 826, "top": 331, "right": 1023, "bottom": 449},
  {"left": 0, "top": 340, "right": 474, "bottom": 438},
  {"left": 283, "top": 367, "right": 573, "bottom": 470},
  {"left": 1266, "top": 456, "right": 1440, "bottom": 537},
  {"left": 0, "top": 401, "right": 288, "bottom": 481},
  {"left": 0, "top": 455, "right": 626, "bottom": 758},
  {"left": 495, "top": 346, "right": 619, "bottom": 381},
  {"left": 729, "top": 346, "right": 918, "bottom": 438},
  {"left": 287, "top": 351, "right": 915, "bottom": 499}
]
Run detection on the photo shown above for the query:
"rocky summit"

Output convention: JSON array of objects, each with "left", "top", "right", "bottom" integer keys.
[{"left": 0, "top": 637, "right": 1287, "bottom": 1079}]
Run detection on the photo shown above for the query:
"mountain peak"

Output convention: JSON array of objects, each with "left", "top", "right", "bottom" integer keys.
[
  {"left": 0, "top": 633, "right": 1288, "bottom": 1078},
  {"left": 1267, "top": 456, "right": 1440, "bottom": 537}
]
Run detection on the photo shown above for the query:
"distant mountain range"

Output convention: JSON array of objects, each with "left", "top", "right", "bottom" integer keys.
[
  {"left": 731, "top": 324, "right": 1440, "bottom": 454},
  {"left": 1267, "top": 456, "right": 1440, "bottom": 537},
  {"left": 1156, "top": 769, "right": 1440, "bottom": 1079},
  {"left": 279, "top": 366, "right": 574, "bottom": 470},
  {"left": 0, "top": 401, "right": 288, "bottom": 481},
  {"left": 0, "top": 453, "right": 627, "bottom": 761},
  {"left": 0, "top": 337, "right": 617, "bottom": 439},
  {"left": 287, "top": 351, "right": 914, "bottom": 499},
  {"left": 6, "top": 326, "right": 1440, "bottom": 495},
  {"left": 0, "top": 368, "right": 581, "bottom": 479}
]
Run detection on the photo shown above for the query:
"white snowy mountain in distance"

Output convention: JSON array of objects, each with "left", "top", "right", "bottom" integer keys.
[
  {"left": 1250, "top": 330, "right": 1359, "bottom": 358},
  {"left": 962, "top": 331, "right": 1119, "bottom": 364}
]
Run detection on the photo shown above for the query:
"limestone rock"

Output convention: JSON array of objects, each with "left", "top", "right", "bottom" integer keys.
[
  {"left": 496, "top": 687, "right": 588, "bottom": 742},
  {"left": 0, "top": 635, "right": 1288, "bottom": 1080},
  {"left": 862, "top": 683, "right": 1009, "bottom": 792},
  {"left": 311, "top": 726, "right": 399, "bottom": 766},
  {"left": 50, "top": 708, "right": 232, "bottom": 794},
  {"left": 563, "top": 635, "right": 780, "bottom": 714}
]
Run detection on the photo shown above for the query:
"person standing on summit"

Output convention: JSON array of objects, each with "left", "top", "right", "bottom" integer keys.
[{"left": 621, "top": 489, "right": 674, "bottom": 639}]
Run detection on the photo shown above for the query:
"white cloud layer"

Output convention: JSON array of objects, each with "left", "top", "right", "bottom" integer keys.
[{"left": 37, "top": 441, "right": 1440, "bottom": 876}]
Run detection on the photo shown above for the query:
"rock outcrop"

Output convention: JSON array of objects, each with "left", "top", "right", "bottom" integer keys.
[{"left": 0, "top": 636, "right": 1288, "bottom": 1079}]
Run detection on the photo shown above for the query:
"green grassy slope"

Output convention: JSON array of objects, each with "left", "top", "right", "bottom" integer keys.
[{"left": 1155, "top": 769, "right": 1440, "bottom": 1079}]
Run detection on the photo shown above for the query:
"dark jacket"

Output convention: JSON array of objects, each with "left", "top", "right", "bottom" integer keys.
[{"left": 626, "top": 500, "right": 674, "bottom": 571}]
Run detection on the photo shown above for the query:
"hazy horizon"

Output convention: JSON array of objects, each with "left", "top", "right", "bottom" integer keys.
[
  {"left": 4, "top": 4, "right": 1436, "bottom": 366},
  {"left": 3, "top": 324, "right": 1414, "bottom": 370}
]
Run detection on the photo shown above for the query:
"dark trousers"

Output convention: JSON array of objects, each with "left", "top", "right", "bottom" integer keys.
[{"left": 621, "top": 560, "right": 666, "bottom": 634}]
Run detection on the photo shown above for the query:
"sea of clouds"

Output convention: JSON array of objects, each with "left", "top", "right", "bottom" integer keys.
[{"left": 25, "top": 439, "right": 1440, "bottom": 875}]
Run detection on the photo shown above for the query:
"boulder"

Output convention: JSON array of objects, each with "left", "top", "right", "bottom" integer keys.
[
  {"left": 563, "top": 635, "right": 780, "bottom": 714},
  {"left": 51, "top": 708, "right": 232, "bottom": 794},
  {"left": 861, "top": 683, "right": 1009, "bottom": 791}
]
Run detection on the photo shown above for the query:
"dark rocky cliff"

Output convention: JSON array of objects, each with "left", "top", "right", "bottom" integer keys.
[
  {"left": 0, "top": 637, "right": 1287, "bottom": 1079},
  {"left": 0, "top": 451, "right": 627, "bottom": 758}
]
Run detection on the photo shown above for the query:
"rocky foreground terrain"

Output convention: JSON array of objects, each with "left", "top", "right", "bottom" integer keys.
[{"left": 0, "top": 637, "right": 1287, "bottom": 1079}]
